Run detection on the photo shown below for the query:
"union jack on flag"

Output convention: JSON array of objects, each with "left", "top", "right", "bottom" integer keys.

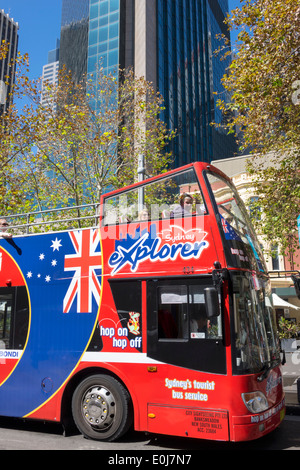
[
  {"left": 63, "top": 229, "right": 102, "bottom": 314},
  {"left": 220, "top": 215, "right": 242, "bottom": 242},
  {"left": 221, "top": 216, "right": 229, "bottom": 234}
]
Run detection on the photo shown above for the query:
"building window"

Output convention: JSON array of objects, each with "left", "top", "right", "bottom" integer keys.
[{"left": 271, "top": 245, "right": 280, "bottom": 271}]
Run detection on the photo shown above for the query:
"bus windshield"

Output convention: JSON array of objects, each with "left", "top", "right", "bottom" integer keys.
[
  {"left": 231, "top": 272, "right": 281, "bottom": 375},
  {"left": 103, "top": 168, "right": 206, "bottom": 224},
  {"left": 206, "top": 171, "right": 266, "bottom": 273}
]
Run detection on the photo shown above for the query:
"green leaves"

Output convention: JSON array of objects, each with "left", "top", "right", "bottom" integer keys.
[
  {"left": 278, "top": 316, "right": 300, "bottom": 339},
  {"left": 0, "top": 53, "right": 174, "bottom": 218},
  {"left": 218, "top": 0, "right": 300, "bottom": 154},
  {"left": 215, "top": 0, "right": 300, "bottom": 266}
]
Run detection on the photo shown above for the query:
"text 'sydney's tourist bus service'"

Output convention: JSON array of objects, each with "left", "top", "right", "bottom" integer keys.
[{"left": 0, "top": 163, "right": 285, "bottom": 442}]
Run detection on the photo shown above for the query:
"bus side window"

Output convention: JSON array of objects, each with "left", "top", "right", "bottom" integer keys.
[
  {"left": 153, "top": 281, "right": 222, "bottom": 341},
  {"left": 13, "top": 287, "right": 30, "bottom": 349},
  {"left": 0, "top": 292, "right": 13, "bottom": 349},
  {"left": 157, "top": 285, "right": 188, "bottom": 339},
  {"left": 147, "top": 278, "right": 226, "bottom": 373},
  {"left": 0, "top": 287, "right": 29, "bottom": 350}
]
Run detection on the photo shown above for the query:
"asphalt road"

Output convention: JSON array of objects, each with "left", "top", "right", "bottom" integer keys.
[
  {"left": 0, "top": 359, "right": 296, "bottom": 453},
  {"left": 0, "top": 352, "right": 299, "bottom": 452},
  {"left": 0, "top": 411, "right": 299, "bottom": 451}
]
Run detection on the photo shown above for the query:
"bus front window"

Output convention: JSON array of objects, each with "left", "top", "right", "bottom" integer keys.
[
  {"left": 205, "top": 171, "right": 266, "bottom": 273},
  {"left": 231, "top": 272, "right": 280, "bottom": 375}
]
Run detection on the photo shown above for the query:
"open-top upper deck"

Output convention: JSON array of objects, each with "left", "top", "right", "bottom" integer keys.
[{"left": 0, "top": 162, "right": 266, "bottom": 275}]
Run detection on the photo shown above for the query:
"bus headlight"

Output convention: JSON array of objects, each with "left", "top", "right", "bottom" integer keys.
[{"left": 241, "top": 391, "right": 269, "bottom": 414}]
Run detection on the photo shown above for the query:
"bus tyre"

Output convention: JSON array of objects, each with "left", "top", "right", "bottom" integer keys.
[{"left": 71, "top": 374, "right": 133, "bottom": 441}]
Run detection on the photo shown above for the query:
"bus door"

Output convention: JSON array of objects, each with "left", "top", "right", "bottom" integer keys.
[{"left": 147, "top": 277, "right": 226, "bottom": 374}]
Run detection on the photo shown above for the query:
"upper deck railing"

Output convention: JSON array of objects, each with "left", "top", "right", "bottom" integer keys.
[{"left": 2, "top": 203, "right": 100, "bottom": 236}]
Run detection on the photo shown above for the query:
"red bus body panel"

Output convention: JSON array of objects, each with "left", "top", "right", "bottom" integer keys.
[{"left": 0, "top": 163, "right": 285, "bottom": 442}]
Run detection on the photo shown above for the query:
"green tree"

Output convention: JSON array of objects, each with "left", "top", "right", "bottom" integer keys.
[
  {"left": 215, "top": 0, "right": 300, "bottom": 264},
  {"left": 0, "top": 42, "right": 36, "bottom": 214},
  {"left": 0, "top": 45, "right": 175, "bottom": 221}
]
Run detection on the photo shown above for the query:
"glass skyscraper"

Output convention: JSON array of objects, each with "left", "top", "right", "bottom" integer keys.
[
  {"left": 41, "top": 39, "right": 60, "bottom": 112},
  {"left": 87, "top": 0, "right": 135, "bottom": 79},
  {"left": 88, "top": 0, "right": 119, "bottom": 78},
  {"left": 60, "top": 0, "right": 237, "bottom": 165},
  {"left": 156, "top": 0, "right": 237, "bottom": 164},
  {"left": 59, "top": 0, "right": 89, "bottom": 83},
  {"left": 0, "top": 9, "right": 19, "bottom": 115}
]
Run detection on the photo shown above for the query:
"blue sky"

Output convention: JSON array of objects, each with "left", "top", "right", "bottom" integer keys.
[
  {"left": 1, "top": 0, "right": 242, "bottom": 81},
  {"left": 1, "top": 0, "right": 62, "bottom": 79}
]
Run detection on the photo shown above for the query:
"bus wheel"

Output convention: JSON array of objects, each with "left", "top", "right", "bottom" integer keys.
[{"left": 71, "top": 374, "right": 133, "bottom": 441}]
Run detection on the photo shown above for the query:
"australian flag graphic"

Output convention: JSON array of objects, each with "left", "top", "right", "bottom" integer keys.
[
  {"left": 0, "top": 228, "right": 101, "bottom": 418},
  {"left": 24, "top": 229, "right": 102, "bottom": 314}
]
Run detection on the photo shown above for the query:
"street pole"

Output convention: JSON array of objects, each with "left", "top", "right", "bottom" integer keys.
[{"left": 138, "top": 154, "right": 145, "bottom": 213}]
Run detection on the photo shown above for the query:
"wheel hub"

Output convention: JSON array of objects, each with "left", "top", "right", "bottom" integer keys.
[{"left": 82, "top": 385, "right": 116, "bottom": 429}]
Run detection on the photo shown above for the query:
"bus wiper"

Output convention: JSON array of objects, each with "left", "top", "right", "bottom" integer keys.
[
  {"left": 257, "top": 357, "right": 282, "bottom": 382},
  {"left": 257, "top": 361, "right": 273, "bottom": 382}
]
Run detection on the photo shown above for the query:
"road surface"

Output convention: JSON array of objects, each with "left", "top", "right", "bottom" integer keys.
[{"left": 0, "top": 411, "right": 299, "bottom": 451}]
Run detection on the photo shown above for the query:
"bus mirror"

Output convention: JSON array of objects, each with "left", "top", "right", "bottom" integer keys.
[
  {"left": 204, "top": 287, "right": 220, "bottom": 318},
  {"left": 291, "top": 275, "right": 300, "bottom": 299}
]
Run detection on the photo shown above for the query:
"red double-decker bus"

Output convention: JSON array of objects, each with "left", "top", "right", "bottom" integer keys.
[{"left": 0, "top": 162, "right": 284, "bottom": 442}]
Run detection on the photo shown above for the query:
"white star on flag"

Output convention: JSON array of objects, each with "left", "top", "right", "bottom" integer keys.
[{"left": 51, "top": 238, "right": 62, "bottom": 251}]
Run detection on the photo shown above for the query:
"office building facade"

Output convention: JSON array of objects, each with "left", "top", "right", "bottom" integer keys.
[
  {"left": 61, "top": 0, "right": 236, "bottom": 165},
  {"left": 155, "top": 0, "right": 237, "bottom": 164},
  {"left": 0, "top": 9, "right": 19, "bottom": 115},
  {"left": 59, "top": 0, "right": 89, "bottom": 83},
  {"left": 87, "top": 0, "right": 236, "bottom": 165},
  {"left": 41, "top": 39, "right": 60, "bottom": 112},
  {"left": 88, "top": 0, "right": 134, "bottom": 78}
]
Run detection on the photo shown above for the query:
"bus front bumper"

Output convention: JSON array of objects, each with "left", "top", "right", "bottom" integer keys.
[{"left": 231, "top": 398, "right": 285, "bottom": 442}]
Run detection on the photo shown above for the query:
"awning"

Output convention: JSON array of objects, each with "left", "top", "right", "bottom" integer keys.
[{"left": 272, "top": 293, "right": 300, "bottom": 310}]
